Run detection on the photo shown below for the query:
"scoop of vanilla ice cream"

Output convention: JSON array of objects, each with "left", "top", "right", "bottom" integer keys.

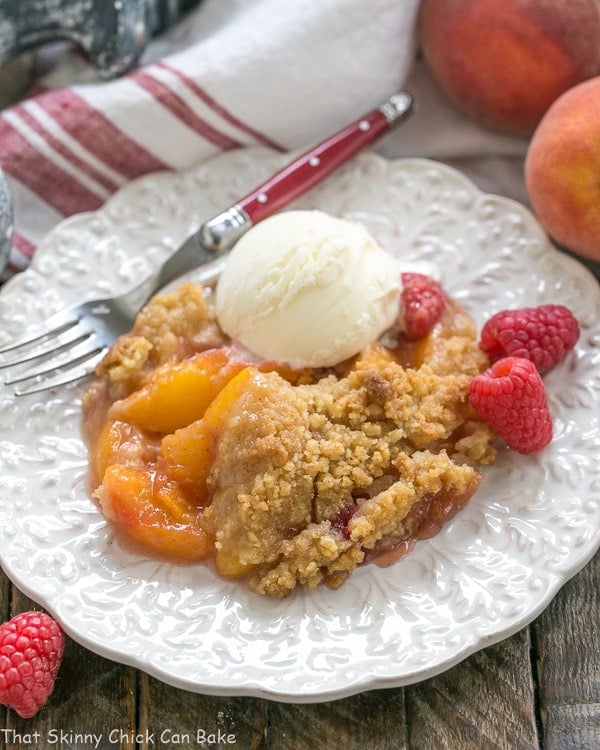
[{"left": 215, "top": 210, "right": 401, "bottom": 368}]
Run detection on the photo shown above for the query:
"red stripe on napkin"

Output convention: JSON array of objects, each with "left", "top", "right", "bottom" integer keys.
[
  {"left": 1, "top": 232, "right": 35, "bottom": 279},
  {"left": 0, "top": 116, "right": 104, "bottom": 216},
  {"left": 35, "top": 88, "right": 168, "bottom": 179},
  {"left": 156, "top": 61, "right": 284, "bottom": 151},
  {"left": 14, "top": 102, "right": 120, "bottom": 193},
  {"left": 130, "top": 69, "right": 242, "bottom": 150},
  {"left": 12, "top": 232, "right": 36, "bottom": 261}
]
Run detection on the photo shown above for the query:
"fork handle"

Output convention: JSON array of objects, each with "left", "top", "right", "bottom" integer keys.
[{"left": 199, "top": 92, "right": 414, "bottom": 253}]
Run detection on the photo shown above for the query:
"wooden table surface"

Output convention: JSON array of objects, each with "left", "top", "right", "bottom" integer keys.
[
  {"left": 1, "top": 264, "right": 600, "bottom": 750},
  {"left": 0, "top": 256, "right": 598, "bottom": 750},
  {"left": 1, "top": 10, "right": 599, "bottom": 745},
  {"left": 1, "top": 546, "right": 598, "bottom": 750}
]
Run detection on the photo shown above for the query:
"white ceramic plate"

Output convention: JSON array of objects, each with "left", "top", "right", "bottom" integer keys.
[{"left": 1, "top": 150, "right": 599, "bottom": 703}]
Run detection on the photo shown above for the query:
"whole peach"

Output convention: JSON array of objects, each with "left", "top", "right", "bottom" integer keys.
[
  {"left": 525, "top": 77, "right": 600, "bottom": 262},
  {"left": 419, "top": 0, "right": 600, "bottom": 135}
]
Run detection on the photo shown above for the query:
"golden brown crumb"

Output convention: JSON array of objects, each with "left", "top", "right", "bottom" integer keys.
[
  {"left": 84, "top": 282, "right": 496, "bottom": 598},
  {"left": 94, "top": 282, "right": 226, "bottom": 399},
  {"left": 207, "top": 327, "right": 493, "bottom": 597}
]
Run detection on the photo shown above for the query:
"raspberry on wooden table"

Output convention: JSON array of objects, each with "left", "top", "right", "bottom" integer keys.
[
  {"left": 400, "top": 272, "right": 446, "bottom": 340},
  {"left": 479, "top": 304, "right": 580, "bottom": 374},
  {"left": 0, "top": 610, "right": 65, "bottom": 718},
  {"left": 469, "top": 356, "right": 553, "bottom": 454}
]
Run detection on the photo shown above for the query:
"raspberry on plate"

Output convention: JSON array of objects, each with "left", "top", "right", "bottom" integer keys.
[
  {"left": 400, "top": 272, "right": 446, "bottom": 340},
  {"left": 469, "top": 356, "right": 553, "bottom": 454},
  {"left": 0, "top": 610, "right": 65, "bottom": 718},
  {"left": 479, "top": 304, "right": 579, "bottom": 374}
]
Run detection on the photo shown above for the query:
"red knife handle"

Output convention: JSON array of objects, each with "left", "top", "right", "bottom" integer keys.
[
  {"left": 237, "top": 92, "right": 414, "bottom": 224},
  {"left": 198, "top": 92, "right": 414, "bottom": 257}
]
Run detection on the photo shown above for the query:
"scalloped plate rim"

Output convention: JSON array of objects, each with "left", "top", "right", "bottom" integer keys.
[
  {"left": 0, "top": 149, "right": 599, "bottom": 702},
  {"left": 3, "top": 545, "right": 597, "bottom": 703}
]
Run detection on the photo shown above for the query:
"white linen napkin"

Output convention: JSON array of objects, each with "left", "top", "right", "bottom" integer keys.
[{"left": 0, "top": 0, "right": 421, "bottom": 278}]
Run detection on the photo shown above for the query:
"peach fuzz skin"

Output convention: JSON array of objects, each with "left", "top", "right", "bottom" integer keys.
[
  {"left": 525, "top": 77, "right": 600, "bottom": 263},
  {"left": 419, "top": 0, "right": 600, "bottom": 135}
]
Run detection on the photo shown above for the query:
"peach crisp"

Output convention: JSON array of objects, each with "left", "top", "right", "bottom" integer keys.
[{"left": 83, "top": 280, "right": 496, "bottom": 597}]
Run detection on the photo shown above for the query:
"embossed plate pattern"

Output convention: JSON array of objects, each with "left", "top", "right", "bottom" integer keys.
[{"left": 0, "top": 151, "right": 599, "bottom": 702}]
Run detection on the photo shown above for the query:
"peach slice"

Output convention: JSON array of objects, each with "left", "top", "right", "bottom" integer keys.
[
  {"left": 158, "top": 424, "right": 213, "bottom": 504},
  {"left": 99, "top": 464, "right": 213, "bottom": 559},
  {"left": 97, "top": 366, "right": 262, "bottom": 560},
  {"left": 109, "top": 348, "right": 247, "bottom": 434},
  {"left": 257, "top": 359, "right": 314, "bottom": 385},
  {"left": 202, "top": 365, "right": 259, "bottom": 428},
  {"left": 90, "top": 418, "right": 154, "bottom": 488},
  {"left": 214, "top": 552, "right": 256, "bottom": 579},
  {"left": 158, "top": 366, "right": 259, "bottom": 500},
  {"left": 355, "top": 343, "right": 397, "bottom": 368}
]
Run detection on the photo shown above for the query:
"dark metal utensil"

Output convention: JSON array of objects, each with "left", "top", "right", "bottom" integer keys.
[{"left": 0, "top": 0, "right": 202, "bottom": 78}]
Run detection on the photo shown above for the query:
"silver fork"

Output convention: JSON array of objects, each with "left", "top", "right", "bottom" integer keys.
[{"left": 0, "top": 92, "right": 414, "bottom": 396}]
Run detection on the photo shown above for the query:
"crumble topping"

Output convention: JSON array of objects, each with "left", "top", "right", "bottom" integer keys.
[
  {"left": 91, "top": 283, "right": 226, "bottom": 400},
  {"left": 84, "top": 281, "right": 496, "bottom": 597}
]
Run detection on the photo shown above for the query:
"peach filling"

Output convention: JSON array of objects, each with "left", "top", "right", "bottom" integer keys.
[
  {"left": 84, "top": 283, "right": 495, "bottom": 596},
  {"left": 90, "top": 349, "right": 250, "bottom": 556}
]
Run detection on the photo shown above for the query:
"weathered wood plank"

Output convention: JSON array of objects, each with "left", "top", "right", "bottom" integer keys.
[
  {"left": 2, "top": 586, "right": 138, "bottom": 750},
  {"left": 404, "top": 629, "right": 539, "bottom": 750},
  {"left": 138, "top": 674, "right": 267, "bottom": 749},
  {"left": 534, "top": 551, "right": 600, "bottom": 750},
  {"left": 264, "top": 688, "right": 407, "bottom": 750},
  {"left": 2, "top": 557, "right": 599, "bottom": 749}
]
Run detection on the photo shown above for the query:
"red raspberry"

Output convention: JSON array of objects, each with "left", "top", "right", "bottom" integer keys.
[
  {"left": 0, "top": 610, "right": 65, "bottom": 718},
  {"left": 480, "top": 304, "right": 579, "bottom": 374},
  {"left": 400, "top": 272, "right": 446, "bottom": 340},
  {"left": 469, "top": 356, "right": 553, "bottom": 454}
]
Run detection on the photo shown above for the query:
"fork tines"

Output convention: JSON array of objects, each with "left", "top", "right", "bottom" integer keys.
[
  {"left": 0, "top": 308, "right": 80, "bottom": 355},
  {"left": 0, "top": 312, "right": 106, "bottom": 396}
]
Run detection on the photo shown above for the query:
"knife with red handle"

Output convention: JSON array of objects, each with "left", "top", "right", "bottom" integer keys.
[
  {"left": 201, "top": 92, "right": 413, "bottom": 245},
  {"left": 236, "top": 92, "right": 413, "bottom": 225},
  {"left": 154, "top": 92, "right": 414, "bottom": 290}
]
